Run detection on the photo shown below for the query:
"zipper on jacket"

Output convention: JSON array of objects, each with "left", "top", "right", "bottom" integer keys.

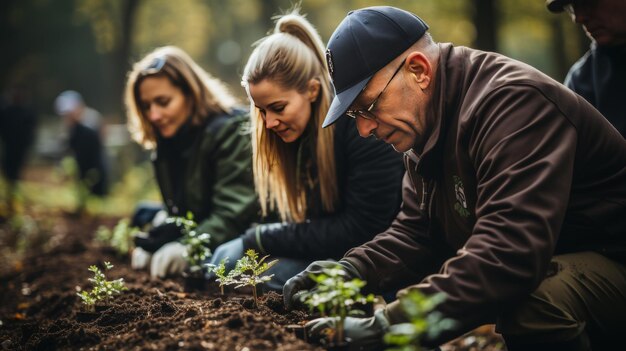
[
  {"left": 428, "top": 182, "right": 436, "bottom": 219},
  {"left": 404, "top": 150, "right": 430, "bottom": 217},
  {"left": 420, "top": 178, "right": 428, "bottom": 211}
]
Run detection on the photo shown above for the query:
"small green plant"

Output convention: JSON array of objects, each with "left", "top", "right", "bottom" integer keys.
[
  {"left": 205, "top": 258, "right": 239, "bottom": 295},
  {"left": 167, "top": 212, "right": 212, "bottom": 275},
  {"left": 166, "top": 211, "right": 197, "bottom": 234},
  {"left": 95, "top": 218, "right": 139, "bottom": 256},
  {"left": 383, "top": 290, "right": 456, "bottom": 351},
  {"left": 300, "top": 265, "right": 375, "bottom": 345},
  {"left": 181, "top": 232, "right": 212, "bottom": 274},
  {"left": 230, "top": 249, "right": 278, "bottom": 308},
  {"left": 77, "top": 262, "right": 127, "bottom": 312}
]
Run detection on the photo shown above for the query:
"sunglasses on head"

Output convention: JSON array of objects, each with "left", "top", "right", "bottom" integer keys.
[{"left": 140, "top": 56, "right": 167, "bottom": 76}]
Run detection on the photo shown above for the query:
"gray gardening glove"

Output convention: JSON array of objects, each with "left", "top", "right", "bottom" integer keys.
[
  {"left": 150, "top": 241, "right": 188, "bottom": 279},
  {"left": 131, "top": 246, "right": 152, "bottom": 270},
  {"left": 306, "top": 308, "right": 390, "bottom": 350},
  {"left": 283, "top": 259, "right": 362, "bottom": 310}
]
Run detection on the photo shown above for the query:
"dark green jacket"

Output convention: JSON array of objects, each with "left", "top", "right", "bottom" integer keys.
[{"left": 153, "top": 109, "right": 259, "bottom": 249}]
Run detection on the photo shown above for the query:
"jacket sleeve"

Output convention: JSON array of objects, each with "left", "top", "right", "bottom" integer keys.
[
  {"left": 241, "top": 119, "right": 405, "bottom": 260},
  {"left": 386, "top": 86, "right": 578, "bottom": 347},
  {"left": 196, "top": 116, "right": 259, "bottom": 249}
]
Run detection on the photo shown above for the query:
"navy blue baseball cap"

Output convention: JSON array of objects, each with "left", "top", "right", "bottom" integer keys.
[{"left": 322, "top": 6, "right": 429, "bottom": 128}]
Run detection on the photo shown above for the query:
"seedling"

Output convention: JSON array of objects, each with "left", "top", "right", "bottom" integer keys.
[
  {"left": 205, "top": 258, "right": 239, "bottom": 295},
  {"left": 300, "top": 265, "right": 375, "bottom": 345},
  {"left": 383, "top": 290, "right": 456, "bottom": 351},
  {"left": 167, "top": 212, "right": 212, "bottom": 275},
  {"left": 95, "top": 218, "right": 139, "bottom": 256},
  {"left": 166, "top": 211, "right": 197, "bottom": 235},
  {"left": 230, "top": 249, "right": 278, "bottom": 308},
  {"left": 76, "top": 262, "right": 127, "bottom": 312}
]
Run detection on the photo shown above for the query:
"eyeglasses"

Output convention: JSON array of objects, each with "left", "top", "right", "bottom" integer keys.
[
  {"left": 346, "top": 58, "right": 405, "bottom": 121},
  {"left": 140, "top": 56, "right": 167, "bottom": 76}
]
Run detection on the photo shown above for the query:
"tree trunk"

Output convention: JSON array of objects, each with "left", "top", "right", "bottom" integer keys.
[
  {"left": 112, "top": 0, "right": 140, "bottom": 121},
  {"left": 472, "top": 0, "right": 498, "bottom": 52}
]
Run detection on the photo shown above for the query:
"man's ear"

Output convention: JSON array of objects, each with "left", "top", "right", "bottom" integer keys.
[
  {"left": 405, "top": 52, "right": 432, "bottom": 90},
  {"left": 307, "top": 78, "right": 321, "bottom": 102}
]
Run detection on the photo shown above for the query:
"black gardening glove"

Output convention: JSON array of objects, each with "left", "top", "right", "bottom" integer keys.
[
  {"left": 306, "top": 308, "right": 391, "bottom": 349},
  {"left": 133, "top": 222, "right": 184, "bottom": 253},
  {"left": 283, "top": 259, "right": 363, "bottom": 310}
]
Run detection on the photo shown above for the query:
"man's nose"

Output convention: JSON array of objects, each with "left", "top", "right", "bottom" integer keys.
[{"left": 355, "top": 116, "right": 378, "bottom": 138}]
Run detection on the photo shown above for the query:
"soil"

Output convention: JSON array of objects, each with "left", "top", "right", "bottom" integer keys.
[{"left": 0, "top": 212, "right": 506, "bottom": 350}]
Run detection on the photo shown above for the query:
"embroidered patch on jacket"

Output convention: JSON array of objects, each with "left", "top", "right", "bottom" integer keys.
[{"left": 453, "top": 175, "right": 470, "bottom": 218}]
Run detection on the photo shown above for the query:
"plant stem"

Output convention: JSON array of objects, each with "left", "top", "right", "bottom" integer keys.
[
  {"left": 337, "top": 318, "right": 344, "bottom": 344},
  {"left": 252, "top": 286, "right": 258, "bottom": 308}
]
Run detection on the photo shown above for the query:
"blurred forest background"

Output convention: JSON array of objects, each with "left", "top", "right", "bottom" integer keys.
[{"left": 0, "top": 0, "right": 588, "bottom": 217}]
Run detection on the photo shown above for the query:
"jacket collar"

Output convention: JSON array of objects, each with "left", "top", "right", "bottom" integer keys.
[
  {"left": 156, "top": 115, "right": 202, "bottom": 156},
  {"left": 410, "top": 43, "right": 465, "bottom": 180}
]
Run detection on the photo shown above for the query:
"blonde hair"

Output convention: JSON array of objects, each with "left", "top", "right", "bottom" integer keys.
[
  {"left": 125, "top": 46, "right": 238, "bottom": 149},
  {"left": 242, "top": 10, "right": 337, "bottom": 223}
]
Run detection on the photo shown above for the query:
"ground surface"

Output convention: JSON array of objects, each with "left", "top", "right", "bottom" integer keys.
[{"left": 0, "top": 211, "right": 506, "bottom": 350}]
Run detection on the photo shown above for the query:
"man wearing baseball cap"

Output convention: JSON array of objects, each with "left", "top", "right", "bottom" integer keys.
[
  {"left": 284, "top": 6, "right": 626, "bottom": 350},
  {"left": 545, "top": 0, "right": 626, "bottom": 138}
]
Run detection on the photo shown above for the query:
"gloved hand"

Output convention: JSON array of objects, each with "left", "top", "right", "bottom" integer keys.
[
  {"left": 205, "top": 238, "right": 244, "bottom": 279},
  {"left": 131, "top": 246, "right": 152, "bottom": 270},
  {"left": 133, "top": 222, "right": 184, "bottom": 253},
  {"left": 150, "top": 241, "right": 188, "bottom": 279},
  {"left": 151, "top": 209, "right": 169, "bottom": 227},
  {"left": 306, "top": 308, "right": 390, "bottom": 350},
  {"left": 283, "top": 259, "right": 362, "bottom": 310}
]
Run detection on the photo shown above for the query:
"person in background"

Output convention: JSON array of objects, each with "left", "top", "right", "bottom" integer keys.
[
  {"left": 284, "top": 6, "right": 626, "bottom": 350},
  {"left": 54, "top": 90, "right": 108, "bottom": 214},
  {"left": 546, "top": 0, "right": 626, "bottom": 137},
  {"left": 0, "top": 86, "right": 37, "bottom": 218},
  {"left": 206, "top": 9, "right": 405, "bottom": 292},
  {"left": 124, "top": 46, "right": 259, "bottom": 279}
]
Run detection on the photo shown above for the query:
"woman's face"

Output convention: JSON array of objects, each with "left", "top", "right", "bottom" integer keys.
[
  {"left": 248, "top": 79, "right": 320, "bottom": 143},
  {"left": 138, "top": 75, "right": 191, "bottom": 138}
]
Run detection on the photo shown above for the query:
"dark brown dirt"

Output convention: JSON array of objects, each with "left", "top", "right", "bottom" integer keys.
[
  {"left": 0, "top": 211, "right": 506, "bottom": 350},
  {"left": 0, "top": 213, "right": 320, "bottom": 351}
]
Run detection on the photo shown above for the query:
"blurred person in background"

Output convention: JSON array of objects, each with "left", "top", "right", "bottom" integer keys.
[
  {"left": 124, "top": 46, "right": 259, "bottom": 279},
  {"left": 206, "top": 9, "right": 405, "bottom": 292},
  {"left": 54, "top": 90, "right": 108, "bottom": 215},
  {"left": 546, "top": 0, "right": 626, "bottom": 137},
  {"left": 0, "top": 86, "right": 37, "bottom": 219}
]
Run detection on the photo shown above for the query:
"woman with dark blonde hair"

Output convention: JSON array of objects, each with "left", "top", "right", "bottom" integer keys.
[
  {"left": 124, "top": 46, "right": 258, "bottom": 279},
  {"left": 207, "top": 11, "right": 405, "bottom": 290}
]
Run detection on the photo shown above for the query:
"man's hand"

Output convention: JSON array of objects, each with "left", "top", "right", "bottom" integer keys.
[
  {"left": 306, "top": 309, "right": 390, "bottom": 350},
  {"left": 150, "top": 241, "right": 188, "bottom": 279},
  {"left": 283, "top": 260, "right": 362, "bottom": 310},
  {"left": 133, "top": 222, "right": 184, "bottom": 253}
]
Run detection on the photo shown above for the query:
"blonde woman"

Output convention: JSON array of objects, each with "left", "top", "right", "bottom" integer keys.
[
  {"left": 124, "top": 46, "right": 259, "bottom": 279},
  {"left": 207, "top": 11, "right": 404, "bottom": 290}
]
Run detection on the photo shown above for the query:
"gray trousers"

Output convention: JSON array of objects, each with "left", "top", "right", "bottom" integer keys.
[{"left": 496, "top": 252, "right": 626, "bottom": 349}]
